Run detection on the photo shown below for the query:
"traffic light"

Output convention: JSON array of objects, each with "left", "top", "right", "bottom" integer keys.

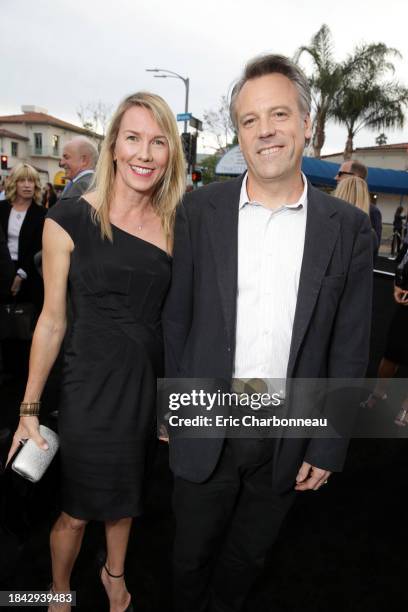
[
  {"left": 0, "top": 155, "right": 7, "bottom": 170},
  {"left": 192, "top": 170, "right": 202, "bottom": 184},
  {"left": 181, "top": 132, "right": 192, "bottom": 163},
  {"left": 190, "top": 134, "right": 197, "bottom": 167},
  {"left": 180, "top": 133, "right": 197, "bottom": 166}
]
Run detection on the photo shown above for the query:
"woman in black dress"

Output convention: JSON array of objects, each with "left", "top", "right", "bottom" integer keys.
[{"left": 8, "top": 92, "right": 185, "bottom": 611}]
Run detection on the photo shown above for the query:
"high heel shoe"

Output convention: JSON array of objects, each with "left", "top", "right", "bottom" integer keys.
[
  {"left": 100, "top": 564, "right": 133, "bottom": 612},
  {"left": 360, "top": 392, "right": 387, "bottom": 409},
  {"left": 47, "top": 585, "right": 71, "bottom": 611},
  {"left": 394, "top": 407, "right": 408, "bottom": 427}
]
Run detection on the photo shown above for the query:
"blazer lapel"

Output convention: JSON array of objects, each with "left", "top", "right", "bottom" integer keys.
[
  {"left": 0, "top": 201, "right": 11, "bottom": 235},
  {"left": 206, "top": 176, "right": 243, "bottom": 345},
  {"left": 286, "top": 184, "right": 340, "bottom": 378}
]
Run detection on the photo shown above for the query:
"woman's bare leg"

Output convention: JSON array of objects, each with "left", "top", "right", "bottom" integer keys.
[
  {"left": 373, "top": 357, "right": 399, "bottom": 397},
  {"left": 101, "top": 517, "right": 133, "bottom": 612},
  {"left": 48, "top": 512, "right": 87, "bottom": 611}
]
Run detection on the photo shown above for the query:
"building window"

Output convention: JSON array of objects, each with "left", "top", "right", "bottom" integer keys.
[
  {"left": 11, "top": 142, "right": 18, "bottom": 157},
  {"left": 34, "top": 133, "right": 42, "bottom": 154},
  {"left": 52, "top": 134, "right": 59, "bottom": 156}
]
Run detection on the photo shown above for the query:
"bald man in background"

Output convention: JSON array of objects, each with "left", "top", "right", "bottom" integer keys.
[{"left": 59, "top": 136, "right": 98, "bottom": 201}]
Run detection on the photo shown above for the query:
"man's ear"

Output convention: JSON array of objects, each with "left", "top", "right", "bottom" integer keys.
[{"left": 304, "top": 113, "right": 312, "bottom": 141}]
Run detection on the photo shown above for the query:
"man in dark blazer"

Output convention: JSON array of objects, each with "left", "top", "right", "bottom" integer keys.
[
  {"left": 163, "top": 54, "right": 373, "bottom": 612},
  {"left": 59, "top": 136, "right": 98, "bottom": 201}
]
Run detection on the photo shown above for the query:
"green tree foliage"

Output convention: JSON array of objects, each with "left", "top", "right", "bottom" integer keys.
[
  {"left": 375, "top": 133, "right": 388, "bottom": 145},
  {"left": 200, "top": 153, "right": 231, "bottom": 184},
  {"left": 295, "top": 25, "right": 408, "bottom": 159},
  {"left": 331, "top": 45, "right": 408, "bottom": 158},
  {"left": 294, "top": 24, "right": 343, "bottom": 158}
]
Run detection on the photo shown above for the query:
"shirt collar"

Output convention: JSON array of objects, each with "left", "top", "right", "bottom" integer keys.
[
  {"left": 73, "top": 169, "right": 94, "bottom": 183},
  {"left": 239, "top": 171, "right": 308, "bottom": 212}
]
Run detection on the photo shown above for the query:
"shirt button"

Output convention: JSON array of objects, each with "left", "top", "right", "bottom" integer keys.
[{"left": 227, "top": 346, "right": 231, "bottom": 352}]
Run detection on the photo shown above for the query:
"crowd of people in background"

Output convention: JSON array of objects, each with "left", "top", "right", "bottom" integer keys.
[
  {"left": 0, "top": 140, "right": 407, "bottom": 385},
  {"left": 0, "top": 137, "right": 97, "bottom": 384}
]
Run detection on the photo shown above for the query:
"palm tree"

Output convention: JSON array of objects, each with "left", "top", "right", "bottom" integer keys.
[
  {"left": 375, "top": 133, "right": 388, "bottom": 146},
  {"left": 294, "top": 24, "right": 342, "bottom": 158},
  {"left": 332, "top": 45, "right": 408, "bottom": 158},
  {"left": 295, "top": 26, "right": 408, "bottom": 159}
]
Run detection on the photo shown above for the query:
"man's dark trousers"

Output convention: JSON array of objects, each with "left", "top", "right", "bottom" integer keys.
[{"left": 173, "top": 438, "right": 296, "bottom": 612}]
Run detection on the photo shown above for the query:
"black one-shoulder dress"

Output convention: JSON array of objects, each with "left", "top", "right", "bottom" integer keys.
[{"left": 47, "top": 198, "right": 171, "bottom": 520}]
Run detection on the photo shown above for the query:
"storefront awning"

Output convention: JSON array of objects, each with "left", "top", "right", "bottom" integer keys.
[{"left": 215, "top": 147, "right": 408, "bottom": 195}]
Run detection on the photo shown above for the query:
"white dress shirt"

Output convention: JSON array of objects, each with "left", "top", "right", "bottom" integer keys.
[
  {"left": 233, "top": 173, "right": 308, "bottom": 383},
  {"left": 8, "top": 207, "right": 28, "bottom": 279}
]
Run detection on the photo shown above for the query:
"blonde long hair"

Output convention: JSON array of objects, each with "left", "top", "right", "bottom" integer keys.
[
  {"left": 90, "top": 92, "right": 186, "bottom": 243},
  {"left": 5, "top": 163, "right": 42, "bottom": 204},
  {"left": 333, "top": 176, "right": 370, "bottom": 216}
]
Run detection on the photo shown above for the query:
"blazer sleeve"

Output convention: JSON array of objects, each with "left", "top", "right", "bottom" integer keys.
[
  {"left": 304, "top": 213, "right": 373, "bottom": 472},
  {"left": 162, "top": 202, "right": 194, "bottom": 377}
]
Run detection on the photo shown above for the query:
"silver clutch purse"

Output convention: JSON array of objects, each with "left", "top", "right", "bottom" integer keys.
[{"left": 11, "top": 425, "right": 59, "bottom": 483}]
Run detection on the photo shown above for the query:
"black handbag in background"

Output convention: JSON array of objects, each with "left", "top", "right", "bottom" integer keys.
[{"left": 0, "top": 302, "right": 36, "bottom": 340}]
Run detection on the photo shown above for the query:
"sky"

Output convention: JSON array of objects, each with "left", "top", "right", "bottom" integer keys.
[{"left": 2, "top": 0, "right": 408, "bottom": 155}]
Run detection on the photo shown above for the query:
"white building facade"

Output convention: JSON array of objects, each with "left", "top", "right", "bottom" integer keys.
[{"left": 0, "top": 106, "right": 102, "bottom": 187}]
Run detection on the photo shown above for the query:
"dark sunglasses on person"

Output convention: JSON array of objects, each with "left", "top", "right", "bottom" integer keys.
[{"left": 337, "top": 171, "right": 355, "bottom": 178}]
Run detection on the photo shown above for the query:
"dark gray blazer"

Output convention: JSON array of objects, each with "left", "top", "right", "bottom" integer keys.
[
  {"left": 60, "top": 172, "right": 94, "bottom": 201},
  {"left": 163, "top": 176, "right": 373, "bottom": 491},
  {"left": 0, "top": 224, "right": 14, "bottom": 297}
]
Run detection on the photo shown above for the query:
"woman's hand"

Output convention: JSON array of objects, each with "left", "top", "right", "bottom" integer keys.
[
  {"left": 394, "top": 285, "right": 408, "bottom": 305},
  {"left": 10, "top": 275, "right": 23, "bottom": 296},
  {"left": 6, "top": 416, "right": 48, "bottom": 466}
]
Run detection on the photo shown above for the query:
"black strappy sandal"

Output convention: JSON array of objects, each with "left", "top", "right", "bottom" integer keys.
[{"left": 100, "top": 565, "right": 133, "bottom": 612}]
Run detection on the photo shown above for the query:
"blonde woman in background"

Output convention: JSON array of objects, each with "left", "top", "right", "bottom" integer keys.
[
  {"left": 8, "top": 92, "right": 186, "bottom": 612},
  {"left": 0, "top": 163, "right": 46, "bottom": 310},
  {"left": 334, "top": 175, "right": 379, "bottom": 258},
  {"left": 0, "top": 164, "right": 46, "bottom": 378}
]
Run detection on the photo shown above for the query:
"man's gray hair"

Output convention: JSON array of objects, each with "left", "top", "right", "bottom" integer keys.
[
  {"left": 67, "top": 136, "right": 99, "bottom": 168},
  {"left": 229, "top": 54, "right": 312, "bottom": 130}
]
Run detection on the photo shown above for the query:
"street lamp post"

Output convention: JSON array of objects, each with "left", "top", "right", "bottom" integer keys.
[{"left": 145, "top": 68, "right": 190, "bottom": 132}]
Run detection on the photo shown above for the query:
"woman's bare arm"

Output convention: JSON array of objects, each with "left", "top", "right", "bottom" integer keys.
[{"left": 7, "top": 219, "right": 73, "bottom": 461}]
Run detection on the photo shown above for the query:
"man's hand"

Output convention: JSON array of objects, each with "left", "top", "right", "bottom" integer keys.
[
  {"left": 394, "top": 285, "right": 408, "bottom": 305},
  {"left": 10, "top": 275, "right": 23, "bottom": 296},
  {"left": 295, "top": 461, "right": 331, "bottom": 491}
]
